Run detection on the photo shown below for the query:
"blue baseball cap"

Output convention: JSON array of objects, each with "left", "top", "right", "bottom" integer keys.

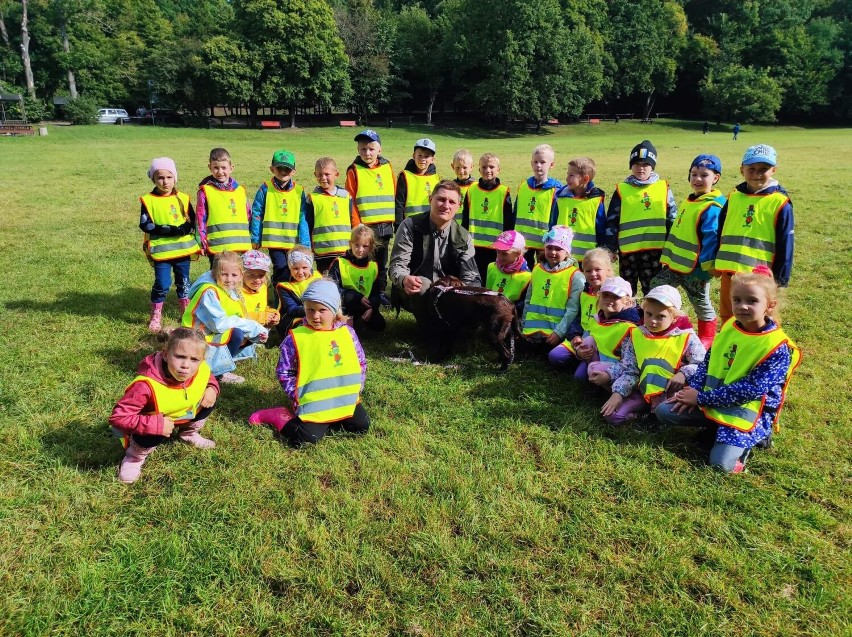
[
  {"left": 414, "top": 138, "right": 437, "bottom": 154},
  {"left": 354, "top": 129, "right": 380, "bottom": 143},
  {"left": 690, "top": 154, "right": 722, "bottom": 174},
  {"left": 742, "top": 144, "right": 777, "bottom": 166}
]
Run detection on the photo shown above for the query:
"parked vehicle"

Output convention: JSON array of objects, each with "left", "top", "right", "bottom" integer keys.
[{"left": 98, "top": 108, "right": 129, "bottom": 124}]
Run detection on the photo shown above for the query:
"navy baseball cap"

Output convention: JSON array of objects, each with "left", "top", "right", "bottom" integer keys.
[
  {"left": 354, "top": 129, "right": 380, "bottom": 143},
  {"left": 690, "top": 154, "right": 722, "bottom": 174}
]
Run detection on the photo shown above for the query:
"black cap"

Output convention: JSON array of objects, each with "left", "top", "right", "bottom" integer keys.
[{"left": 629, "top": 140, "right": 657, "bottom": 169}]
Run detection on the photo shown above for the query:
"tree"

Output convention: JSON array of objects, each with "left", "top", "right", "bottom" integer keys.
[
  {"left": 19, "top": 0, "right": 35, "bottom": 97},
  {"left": 392, "top": 3, "right": 444, "bottom": 124},
  {"left": 700, "top": 64, "right": 782, "bottom": 123}
]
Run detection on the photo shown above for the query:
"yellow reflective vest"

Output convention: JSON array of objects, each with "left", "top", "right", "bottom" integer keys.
[
  {"left": 353, "top": 163, "right": 395, "bottom": 224},
  {"left": 467, "top": 184, "right": 509, "bottom": 248},
  {"left": 522, "top": 263, "right": 578, "bottom": 337},
  {"left": 276, "top": 271, "right": 323, "bottom": 312},
  {"left": 632, "top": 329, "right": 690, "bottom": 401},
  {"left": 291, "top": 324, "right": 362, "bottom": 423},
  {"left": 129, "top": 361, "right": 211, "bottom": 424},
  {"left": 203, "top": 185, "right": 251, "bottom": 254},
  {"left": 337, "top": 258, "right": 378, "bottom": 296},
  {"left": 485, "top": 263, "right": 531, "bottom": 302},
  {"left": 660, "top": 190, "right": 725, "bottom": 274},
  {"left": 515, "top": 182, "right": 556, "bottom": 250},
  {"left": 242, "top": 283, "right": 269, "bottom": 323},
  {"left": 454, "top": 181, "right": 474, "bottom": 223},
  {"left": 701, "top": 319, "right": 801, "bottom": 432},
  {"left": 402, "top": 170, "right": 440, "bottom": 218},
  {"left": 714, "top": 190, "right": 789, "bottom": 274},
  {"left": 616, "top": 180, "right": 668, "bottom": 253},
  {"left": 589, "top": 319, "right": 635, "bottom": 362},
  {"left": 555, "top": 195, "right": 603, "bottom": 260},
  {"left": 261, "top": 180, "right": 304, "bottom": 250},
  {"left": 182, "top": 283, "right": 246, "bottom": 346},
  {"left": 310, "top": 190, "right": 351, "bottom": 256},
  {"left": 141, "top": 192, "right": 201, "bottom": 262}
]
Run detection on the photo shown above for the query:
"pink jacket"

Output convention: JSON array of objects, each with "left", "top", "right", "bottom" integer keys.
[{"left": 109, "top": 352, "right": 219, "bottom": 437}]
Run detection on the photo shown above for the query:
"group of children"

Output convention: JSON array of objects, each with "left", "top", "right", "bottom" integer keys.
[{"left": 112, "top": 135, "right": 800, "bottom": 483}]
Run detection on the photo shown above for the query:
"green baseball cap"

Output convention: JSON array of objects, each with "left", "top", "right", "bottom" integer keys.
[{"left": 271, "top": 150, "right": 296, "bottom": 170}]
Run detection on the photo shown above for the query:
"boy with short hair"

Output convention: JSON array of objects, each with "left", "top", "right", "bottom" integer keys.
[
  {"left": 306, "top": 157, "right": 353, "bottom": 273},
  {"left": 552, "top": 157, "right": 607, "bottom": 263},
  {"left": 604, "top": 139, "right": 677, "bottom": 296},
  {"left": 250, "top": 149, "right": 310, "bottom": 285},
  {"left": 713, "top": 144, "right": 794, "bottom": 323},
  {"left": 514, "top": 143, "right": 562, "bottom": 267},
  {"left": 196, "top": 147, "right": 252, "bottom": 267},
  {"left": 462, "top": 152, "right": 514, "bottom": 282},
  {"left": 346, "top": 129, "right": 395, "bottom": 303},
  {"left": 395, "top": 138, "right": 440, "bottom": 222},
  {"left": 450, "top": 149, "right": 475, "bottom": 222}
]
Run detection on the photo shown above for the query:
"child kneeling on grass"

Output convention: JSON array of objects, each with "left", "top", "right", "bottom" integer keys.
[
  {"left": 110, "top": 328, "right": 218, "bottom": 484},
  {"left": 252, "top": 279, "right": 369, "bottom": 447}
]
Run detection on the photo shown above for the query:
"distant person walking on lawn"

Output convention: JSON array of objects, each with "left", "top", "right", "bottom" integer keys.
[
  {"left": 702, "top": 121, "right": 710, "bottom": 134},
  {"left": 732, "top": 123, "right": 741, "bottom": 140},
  {"left": 139, "top": 157, "right": 201, "bottom": 332}
]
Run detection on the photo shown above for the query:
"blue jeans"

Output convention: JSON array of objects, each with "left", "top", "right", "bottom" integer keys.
[
  {"left": 151, "top": 258, "right": 191, "bottom": 303},
  {"left": 269, "top": 249, "right": 290, "bottom": 285},
  {"left": 226, "top": 328, "right": 246, "bottom": 358}
]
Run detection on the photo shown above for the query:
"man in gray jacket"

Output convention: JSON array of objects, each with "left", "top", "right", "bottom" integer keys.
[{"left": 389, "top": 180, "right": 481, "bottom": 325}]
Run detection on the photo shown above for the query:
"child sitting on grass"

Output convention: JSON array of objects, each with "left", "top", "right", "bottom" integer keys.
[
  {"left": 327, "top": 224, "right": 386, "bottom": 334},
  {"left": 241, "top": 250, "right": 280, "bottom": 330},
  {"left": 275, "top": 245, "right": 322, "bottom": 335},
  {"left": 110, "top": 328, "right": 218, "bottom": 484},
  {"left": 485, "top": 230, "right": 531, "bottom": 317}
]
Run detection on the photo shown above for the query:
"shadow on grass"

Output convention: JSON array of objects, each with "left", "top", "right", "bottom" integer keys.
[
  {"left": 41, "top": 420, "right": 119, "bottom": 471},
  {"left": 6, "top": 288, "right": 156, "bottom": 324}
]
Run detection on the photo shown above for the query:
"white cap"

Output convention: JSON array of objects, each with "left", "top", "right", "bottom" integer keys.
[
  {"left": 644, "top": 285, "right": 682, "bottom": 310},
  {"left": 414, "top": 138, "right": 436, "bottom": 153}
]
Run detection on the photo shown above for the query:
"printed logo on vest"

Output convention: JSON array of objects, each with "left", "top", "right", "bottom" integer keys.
[
  {"left": 425, "top": 181, "right": 432, "bottom": 197},
  {"left": 497, "top": 277, "right": 507, "bottom": 295},
  {"left": 482, "top": 197, "right": 490, "bottom": 214},
  {"left": 585, "top": 303, "right": 595, "bottom": 321},
  {"left": 570, "top": 207, "right": 578, "bottom": 225},
  {"left": 229, "top": 198, "right": 237, "bottom": 216},
  {"left": 529, "top": 197, "right": 537, "bottom": 213},
  {"left": 675, "top": 209, "right": 685, "bottom": 227},
  {"left": 281, "top": 198, "right": 289, "bottom": 215},
  {"left": 375, "top": 174, "right": 384, "bottom": 190},
  {"left": 642, "top": 192, "right": 651, "bottom": 210},
  {"left": 543, "top": 278, "right": 551, "bottom": 298},
  {"left": 357, "top": 275, "right": 365, "bottom": 293},
  {"left": 170, "top": 204, "right": 179, "bottom": 222},
  {"left": 332, "top": 201, "right": 340, "bottom": 218},
  {"left": 724, "top": 343, "right": 738, "bottom": 368},
  {"left": 743, "top": 205, "right": 755, "bottom": 228},
  {"left": 329, "top": 340, "right": 343, "bottom": 367}
]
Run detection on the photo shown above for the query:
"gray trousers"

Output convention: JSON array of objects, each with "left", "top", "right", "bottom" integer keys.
[{"left": 651, "top": 267, "right": 716, "bottom": 321}]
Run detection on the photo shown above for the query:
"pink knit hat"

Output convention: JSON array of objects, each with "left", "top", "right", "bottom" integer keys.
[
  {"left": 147, "top": 157, "right": 178, "bottom": 181},
  {"left": 543, "top": 225, "right": 574, "bottom": 252}
]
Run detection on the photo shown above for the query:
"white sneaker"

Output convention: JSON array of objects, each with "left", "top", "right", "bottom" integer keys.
[{"left": 220, "top": 372, "right": 245, "bottom": 384}]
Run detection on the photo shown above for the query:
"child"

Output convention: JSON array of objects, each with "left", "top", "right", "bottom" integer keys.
[
  {"left": 139, "top": 157, "right": 201, "bottom": 331},
  {"left": 592, "top": 285, "right": 705, "bottom": 425},
  {"left": 462, "top": 152, "right": 514, "bottom": 282},
  {"left": 109, "top": 328, "right": 218, "bottom": 484},
  {"left": 604, "top": 140, "right": 678, "bottom": 296},
  {"left": 582, "top": 277, "right": 642, "bottom": 382},
  {"left": 327, "top": 224, "right": 386, "bottom": 333},
  {"left": 306, "top": 157, "right": 353, "bottom": 273},
  {"left": 181, "top": 251, "right": 269, "bottom": 384},
  {"left": 485, "top": 230, "right": 531, "bottom": 317},
  {"left": 520, "top": 226, "right": 584, "bottom": 353},
  {"left": 395, "top": 138, "right": 440, "bottom": 221},
  {"left": 450, "top": 148, "right": 475, "bottom": 222},
  {"left": 514, "top": 144, "right": 561, "bottom": 268},
  {"left": 275, "top": 279, "right": 370, "bottom": 447},
  {"left": 249, "top": 149, "right": 311, "bottom": 285},
  {"left": 713, "top": 144, "right": 794, "bottom": 324},
  {"left": 346, "top": 130, "right": 395, "bottom": 304},
  {"left": 656, "top": 268, "right": 801, "bottom": 474},
  {"left": 276, "top": 245, "right": 322, "bottom": 334},
  {"left": 196, "top": 147, "right": 252, "bottom": 266},
  {"left": 653, "top": 154, "right": 726, "bottom": 348},
  {"left": 552, "top": 157, "right": 606, "bottom": 264},
  {"left": 241, "top": 250, "right": 281, "bottom": 330}
]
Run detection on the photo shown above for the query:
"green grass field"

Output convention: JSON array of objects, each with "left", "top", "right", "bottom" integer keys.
[{"left": 1, "top": 121, "right": 850, "bottom": 636}]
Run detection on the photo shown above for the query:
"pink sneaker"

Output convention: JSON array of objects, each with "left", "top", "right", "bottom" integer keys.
[
  {"left": 731, "top": 460, "right": 746, "bottom": 474},
  {"left": 219, "top": 372, "right": 245, "bottom": 384},
  {"left": 248, "top": 406, "right": 294, "bottom": 432}
]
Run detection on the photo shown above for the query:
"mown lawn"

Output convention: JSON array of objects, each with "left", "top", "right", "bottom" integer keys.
[{"left": 0, "top": 121, "right": 849, "bottom": 636}]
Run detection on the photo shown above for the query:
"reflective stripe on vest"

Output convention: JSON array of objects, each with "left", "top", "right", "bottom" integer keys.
[
  {"left": 261, "top": 181, "right": 304, "bottom": 249},
  {"left": 701, "top": 318, "right": 801, "bottom": 432},
  {"left": 714, "top": 190, "right": 788, "bottom": 274},
  {"left": 660, "top": 193, "right": 724, "bottom": 274},
  {"left": 311, "top": 191, "right": 351, "bottom": 256},
  {"left": 514, "top": 182, "right": 555, "bottom": 250},
  {"left": 454, "top": 182, "right": 474, "bottom": 223},
  {"left": 485, "top": 263, "right": 531, "bottom": 302},
  {"left": 522, "top": 263, "right": 577, "bottom": 336},
  {"left": 337, "top": 258, "right": 378, "bottom": 296},
  {"left": 141, "top": 192, "right": 201, "bottom": 261},
  {"left": 632, "top": 329, "right": 690, "bottom": 400},
  {"left": 291, "top": 325, "right": 361, "bottom": 423},
  {"left": 402, "top": 171, "right": 440, "bottom": 217},
  {"left": 276, "top": 271, "right": 322, "bottom": 310},
  {"left": 467, "top": 184, "right": 509, "bottom": 247},
  {"left": 353, "top": 163, "right": 395, "bottom": 224},
  {"left": 181, "top": 283, "right": 245, "bottom": 345},
  {"left": 555, "top": 195, "right": 603, "bottom": 260},
  {"left": 203, "top": 185, "right": 251, "bottom": 253},
  {"left": 129, "top": 361, "right": 211, "bottom": 423},
  {"left": 616, "top": 181, "right": 668, "bottom": 253},
  {"left": 242, "top": 283, "right": 268, "bottom": 323}
]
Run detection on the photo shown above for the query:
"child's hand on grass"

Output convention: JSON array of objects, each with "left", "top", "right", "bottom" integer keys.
[{"left": 601, "top": 393, "right": 622, "bottom": 417}]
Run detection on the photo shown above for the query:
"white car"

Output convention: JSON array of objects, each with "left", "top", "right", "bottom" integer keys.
[{"left": 98, "top": 108, "right": 129, "bottom": 124}]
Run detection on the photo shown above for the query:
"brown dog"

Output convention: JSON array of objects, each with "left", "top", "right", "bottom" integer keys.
[{"left": 426, "top": 275, "right": 520, "bottom": 370}]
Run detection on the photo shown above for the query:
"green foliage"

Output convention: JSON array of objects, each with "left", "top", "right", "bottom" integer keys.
[
  {"left": 700, "top": 64, "right": 783, "bottom": 123},
  {"left": 63, "top": 93, "right": 99, "bottom": 124}
]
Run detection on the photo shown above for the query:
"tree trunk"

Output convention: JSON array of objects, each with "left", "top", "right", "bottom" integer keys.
[
  {"left": 426, "top": 88, "right": 436, "bottom": 126},
  {"left": 59, "top": 11, "right": 77, "bottom": 99},
  {"left": 0, "top": 16, "right": 10, "bottom": 47},
  {"left": 20, "top": 0, "right": 36, "bottom": 98},
  {"left": 289, "top": 102, "right": 296, "bottom": 128},
  {"left": 643, "top": 92, "right": 656, "bottom": 120}
]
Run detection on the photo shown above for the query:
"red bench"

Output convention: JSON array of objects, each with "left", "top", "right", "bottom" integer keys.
[
  {"left": 339, "top": 120, "right": 356, "bottom": 127},
  {"left": 589, "top": 118, "right": 601, "bottom": 125},
  {"left": 260, "top": 120, "right": 281, "bottom": 129},
  {"left": 547, "top": 118, "right": 559, "bottom": 125}
]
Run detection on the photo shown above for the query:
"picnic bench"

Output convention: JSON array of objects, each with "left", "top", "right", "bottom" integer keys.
[
  {"left": 260, "top": 120, "right": 281, "bottom": 129},
  {"left": 547, "top": 118, "right": 559, "bottom": 125},
  {"left": 339, "top": 120, "right": 357, "bottom": 127},
  {"left": 589, "top": 118, "right": 601, "bottom": 125},
  {"left": 0, "top": 120, "right": 34, "bottom": 136}
]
